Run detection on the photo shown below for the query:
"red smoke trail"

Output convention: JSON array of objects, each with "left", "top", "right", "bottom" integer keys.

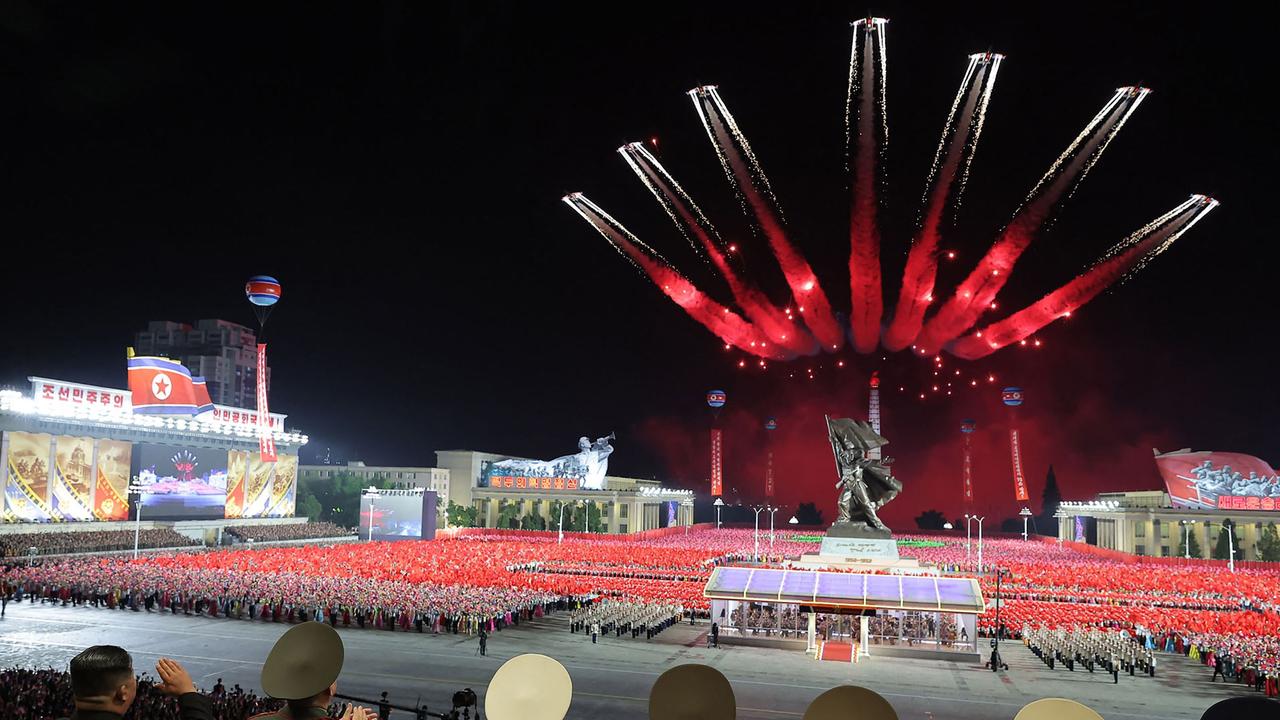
[
  {"left": 563, "top": 193, "right": 788, "bottom": 360},
  {"left": 689, "top": 86, "right": 846, "bottom": 351},
  {"left": 847, "top": 23, "right": 886, "bottom": 353},
  {"left": 884, "top": 55, "right": 997, "bottom": 351},
  {"left": 618, "top": 143, "right": 819, "bottom": 357},
  {"left": 915, "top": 89, "right": 1147, "bottom": 353},
  {"left": 950, "top": 196, "right": 1217, "bottom": 359}
]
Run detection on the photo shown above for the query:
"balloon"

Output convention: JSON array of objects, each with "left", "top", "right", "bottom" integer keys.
[
  {"left": 764, "top": 417, "right": 777, "bottom": 431},
  {"left": 1001, "top": 387, "right": 1024, "bottom": 406},
  {"left": 245, "top": 276, "right": 282, "bottom": 307},
  {"left": 706, "top": 390, "right": 726, "bottom": 409}
]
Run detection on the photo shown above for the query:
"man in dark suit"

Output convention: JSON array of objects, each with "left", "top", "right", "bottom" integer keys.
[{"left": 64, "top": 646, "right": 211, "bottom": 720}]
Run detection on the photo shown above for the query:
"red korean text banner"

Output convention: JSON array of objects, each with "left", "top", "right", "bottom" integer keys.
[
  {"left": 1154, "top": 449, "right": 1280, "bottom": 511},
  {"left": 1010, "top": 429, "right": 1029, "bottom": 501},
  {"left": 257, "top": 344, "right": 277, "bottom": 462},
  {"left": 710, "top": 428, "right": 723, "bottom": 497}
]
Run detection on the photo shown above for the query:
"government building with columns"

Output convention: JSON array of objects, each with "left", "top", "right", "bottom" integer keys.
[
  {"left": 435, "top": 449, "right": 693, "bottom": 534},
  {"left": 1056, "top": 490, "right": 1279, "bottom": 559}
]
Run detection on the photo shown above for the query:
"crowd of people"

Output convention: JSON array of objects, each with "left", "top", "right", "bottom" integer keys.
[
  {"left": 0, "top": 529, "right": 199, "bottom": 559},
  {"left": 223, "top": 522, "right": 352, "bottom": 543},
  {"left": 5, "top": 526, "right": 1280, "bottom": 700},
  {"left": 0, "top": 664, "right": 291, "bottom": 720}
]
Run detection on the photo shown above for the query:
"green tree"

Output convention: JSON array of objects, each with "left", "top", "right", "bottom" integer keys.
[
  {"left": 1212, "top": 519, "right": 1243, "bottom": 561},
  {"left": 520, "top": 513, "right": 547, "bottom": 531},
  {"left": 497, "top": 500, "right": 521, "bottom": 529},
  {"left": 446, "top": 501, "right": 478, "bottom": 528},
  {"left": 1037, "top": 465, "right": 1062, "bottom": 533},
  {"left": 297, "top": 493, "right": 323, "bottom": 522},
  {"left": 1176, "top": 524, "right": 1204, "bottom": 559},
  {"left": 914, "top": 509, "right": 947, "bottom": 530},
  {"left": 1256, "top": 522, "right": 1280, "bottom": 562},
  {"left": 794, "top": 502, "right": 823, "bottom": 526}
]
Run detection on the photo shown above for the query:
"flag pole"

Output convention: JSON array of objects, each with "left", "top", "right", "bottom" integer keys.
[{"left": 824, "top": 415, "right": 841, "bottom": 476}]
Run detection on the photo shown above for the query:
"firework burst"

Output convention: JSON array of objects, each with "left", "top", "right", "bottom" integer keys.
[{"left": 563, "top": 20, "right": 1218, "bottom": 364}]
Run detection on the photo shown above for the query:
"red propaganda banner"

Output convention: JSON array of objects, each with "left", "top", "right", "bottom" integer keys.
[
  {"left": 256, "top": 344, "right": 277, "bottom": 462},
  {"left": 1010, "top": 429, "right": 1029, "bottom": 501},
  {"left": 1154, "top": 449, "right": 1280, "bottom": 511},
  {"left": 962, "top": 435, "right": 974, "bottom": 502},
  {"left": 764, "top": 449, "right": 774, "bottom": 497},
  {"left": 710, "top": 428, "right": 723, "bottom": 497}
]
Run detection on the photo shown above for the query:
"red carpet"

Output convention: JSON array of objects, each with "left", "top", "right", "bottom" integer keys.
[{"left": 820, "top": 642, "right": 853, "bottom": 662}]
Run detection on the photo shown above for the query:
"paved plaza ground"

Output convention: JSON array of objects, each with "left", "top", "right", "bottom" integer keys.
[{"left": 0, "top": 602, "right": 1247, "bottom": 719}]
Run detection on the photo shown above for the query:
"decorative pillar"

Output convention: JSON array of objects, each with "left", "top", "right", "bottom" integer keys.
[{"left": 807, "top": 613, "right": 817, "bottom": 655}]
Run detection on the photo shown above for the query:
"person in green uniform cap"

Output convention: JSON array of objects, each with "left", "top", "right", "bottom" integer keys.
[{"left": 250, "top": 622, "right": 371, "bottom": 720}]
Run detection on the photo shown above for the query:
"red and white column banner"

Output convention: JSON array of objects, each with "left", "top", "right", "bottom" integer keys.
[
  {"left": 1010, "top": 429, "right": 1029, "bottom": 501},
  {"left": 962, "top": 435, "right": 974, "bottom": 502},
  {"left": 710, "top": 428, "right": 723, "bottom": 497},
  {"left": 257, "top": 343, "right": 277, "bottom": 462},
  {"left": 765, "top": 449, "right": 774, "bottom": 498}
]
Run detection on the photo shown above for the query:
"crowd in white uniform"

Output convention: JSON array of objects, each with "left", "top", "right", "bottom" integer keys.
[
  {"left": 569, "top": 599, "right": 686, "bottom": 641},
  {"left": 1022, "top": 626, "right": 1157, "bottom": 682}
]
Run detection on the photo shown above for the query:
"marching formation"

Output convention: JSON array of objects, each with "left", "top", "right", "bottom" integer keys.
[
  {"left": 1022, "top": 627, "right": 1157, "bottom": 682},
  {"left": 569, "top": 599, "right": 685, "bottom": 642}
]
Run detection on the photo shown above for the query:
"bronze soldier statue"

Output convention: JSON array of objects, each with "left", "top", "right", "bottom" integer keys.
[{"left": 827, "top": 416, "right": 902, "bottom": 535}]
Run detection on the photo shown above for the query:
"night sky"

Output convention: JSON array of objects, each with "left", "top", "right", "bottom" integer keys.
[{"left": 2, "top": 3, "right": 1275, "bottom": 526}]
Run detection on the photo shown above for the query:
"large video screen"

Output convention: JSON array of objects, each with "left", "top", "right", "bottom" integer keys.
[
  {"left": 132, "top": 443, "right": 228, "bottom": 520},
  {"left": 359, "top": 491, "right": 435, "bottom": 541},
  {"left": 1155, "top": 450, "right": 1280, "bottom": 511}
]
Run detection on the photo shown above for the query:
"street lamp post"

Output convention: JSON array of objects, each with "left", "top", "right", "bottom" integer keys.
[
  {"left": 965, "top": 514, "right": 985, "bottom": 569},
  {"left": 991, "top": 567, "right": 1010, "bottom": 671},
  {"left": 768, "top": 505, "right": 782, "bottom": 549},
  {"left": 128, "top": 479, "right": 146, "bottom": 559},
  {"left": 751, "top": 505, "right": 766, "bottom": 561},
  {"left": 558, "top": 502, "right": 568, "bottom": 544},
  {"left": 1181, "top": 519, "right": 1197, "bottom": 559},
  {"left": 714, "top": 498, "right": 725, "bottom": 529},
  {"left": 978, "top": 516, "right": 985, "bottom": 571},
  {"left": 964, "top": 513, "right": 972, "bottom": 563},
  {"left": 363, "top": 487, "right": 382, "bottom": 542},
  {"left": 1227, "top": 522, "right": 1237, "bottom": 573},
  {"left": 1019, "top": 507, "right": 1033, "bottom": 541}
]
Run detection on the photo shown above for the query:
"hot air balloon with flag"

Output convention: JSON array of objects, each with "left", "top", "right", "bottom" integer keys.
[
  {"left": 1002, "top": 388, "right": 1029, "bottom": 501},
  {"left": 245, "top": 276, "right": 282, "bottom": 462}
]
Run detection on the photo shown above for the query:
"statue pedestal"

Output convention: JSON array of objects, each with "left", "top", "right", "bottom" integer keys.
[{"left": 817, "top": 535, "right": 900, "bottom": 562}]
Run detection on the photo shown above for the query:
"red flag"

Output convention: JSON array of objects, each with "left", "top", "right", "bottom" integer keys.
[
  {"left": 256, "top": 343, "right": 277, "bottom": 462},
  {"left": 127, "top": 355, "right": 197, "bottom": 414},
  {"left": 192, "top": 377, "right": 214, "bottom": 416}
]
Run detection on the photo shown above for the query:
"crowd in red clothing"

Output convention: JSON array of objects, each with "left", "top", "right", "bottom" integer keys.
[{"left": 5, "top": 527, "right": 1280, "bottom": 688}]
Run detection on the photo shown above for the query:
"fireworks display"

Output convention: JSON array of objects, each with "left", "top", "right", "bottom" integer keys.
[
  {"left": 564, "top": 20, "right": 1216, "bottom": 369},
  {"left": 846, "top": 17, "right": 890, "bottom": 353},
  {"left": 884, "top": 51, "right": 1002, "bottom": 352}
]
